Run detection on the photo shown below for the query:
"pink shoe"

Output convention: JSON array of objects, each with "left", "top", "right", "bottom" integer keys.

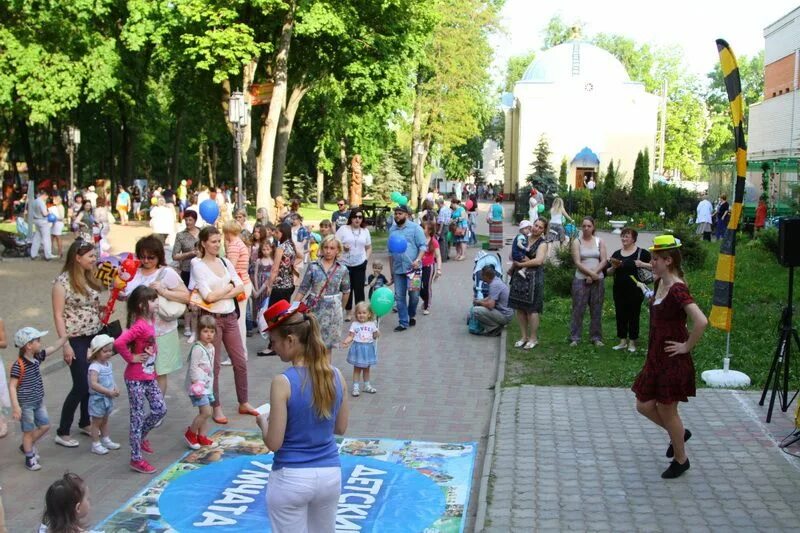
[
  {"left": 130, "top": 459, "right": 156, "bottom": 474},
  {"left": 141, "top": 439, "right": 154, "bottom": 454}
]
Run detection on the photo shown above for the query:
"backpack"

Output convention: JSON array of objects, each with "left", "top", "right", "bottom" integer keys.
[{"left": 467, "top": 308, "right": 485, "bottom": 335}]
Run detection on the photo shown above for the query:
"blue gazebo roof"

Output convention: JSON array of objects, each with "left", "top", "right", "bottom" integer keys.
[{"left": 571, "top": 147, "right": 600, "bottom": 167}]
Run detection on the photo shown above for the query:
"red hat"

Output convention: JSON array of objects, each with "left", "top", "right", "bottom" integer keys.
[{"left": 262, "top": 300, "right": 309, "bottom": 332}]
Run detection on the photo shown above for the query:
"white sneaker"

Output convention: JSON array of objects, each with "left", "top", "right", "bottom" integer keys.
[
  {"left": 183, "top": 329, "right": 192, "bottom": 337},
  {"left": 55, "top": 435, "right": 79, "bottom": 448},
  {"left": 628, "top": 343, "right": 637, "bottom": 353},
  {"left": 514, "top": 339, "right": 527, "bottom": 348},
  {"left": 101, "top": 437, "right": 121, "bottom": 450},
  {"left": 423, "top": 309, "right": 430, "bottom": 315},
  {"left": 220, "top": 359, "right": 232, "bottom": 366},
  {"left": 352, "top": 384, "right": 360, "bottom": 397},
  {"left": 91, "top": 442, "right": 109, "bottom": 455},
  {"left": 612, "top": 342, "right": 628, "bottom": 351}
]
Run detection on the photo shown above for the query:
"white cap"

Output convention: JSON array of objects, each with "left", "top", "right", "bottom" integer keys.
[
  {"left": 519, "top": 220, "right": 533, "bottom": 230},
  {"left": 14, "top": 327, "right": 48, "bottom": 348},
  {"left": 89, "top": 334, "right": 115, "bottom": 356},
  {"left": 88, "top": 185, "right": 96, "bottom": 192}
]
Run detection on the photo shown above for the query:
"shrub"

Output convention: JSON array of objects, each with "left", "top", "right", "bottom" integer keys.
[
  {"left": 668, "top": 223, "right": 707, "bottom": 271},
  {"left": 544, "top": 240, "right": 575, "bottom": 299},
  {"left": 567, "top": 189, "right": 594, "bottom": 219},
  {"left": 755, "top": 227, "right": 780, "bottom": 260}
]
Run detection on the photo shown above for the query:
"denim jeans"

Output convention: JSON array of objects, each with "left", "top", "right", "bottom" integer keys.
[{"left": 393, "top": 272, "right": 419, "bottom": 328}]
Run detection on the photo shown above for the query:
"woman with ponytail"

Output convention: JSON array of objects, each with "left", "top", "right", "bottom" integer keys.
[{"left": 256, "top": 300, "right": 349, "bottom": 532}]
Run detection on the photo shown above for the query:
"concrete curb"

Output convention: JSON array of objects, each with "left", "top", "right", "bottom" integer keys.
[{"left": 474, "top": 327, "right": 507, "bottom": 532}]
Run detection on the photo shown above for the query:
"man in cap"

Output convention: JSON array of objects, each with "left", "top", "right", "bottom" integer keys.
[{"left": 388, "top": 205, "right": 427, "bottom": 331}]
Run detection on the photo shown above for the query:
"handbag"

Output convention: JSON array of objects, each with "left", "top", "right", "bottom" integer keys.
[
  {"left": 102, "top": 320, "right": 123, "bottom": 338},
  {"left": 156, "top": 268, "right": 187, "bottom": 321},
  {"left": 467, "top": 307, "right": 485, "bottom": 335},
  {"left": 305, "top": 261, "right": 339, "bottom": 308},
  {"left": 635, "top": 248, "right": 654, "bottom": 285}
]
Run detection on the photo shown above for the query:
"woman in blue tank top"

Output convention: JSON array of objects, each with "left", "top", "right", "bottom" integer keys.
[{"left": 257, "top": 300, "right": 350, "bottom": 532}]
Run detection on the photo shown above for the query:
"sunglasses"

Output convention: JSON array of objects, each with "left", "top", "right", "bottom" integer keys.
[
  {"left": 76, "top": 240, "right": 94, "bottom": 253},
  {"left": 140, "top": 255, "right": 158, "bottom": 260},
  {"left": 352, "top": 215, "right": 363, "bottom": 219}
]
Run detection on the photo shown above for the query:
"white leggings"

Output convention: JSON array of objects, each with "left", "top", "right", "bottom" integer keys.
[{"left": 267, "top": 466, "right": 341, "bottom": 533}]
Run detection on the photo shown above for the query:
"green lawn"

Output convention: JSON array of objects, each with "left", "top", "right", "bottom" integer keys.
[
  {"left": 247, "top": 202, "right": 341, "bottom": 222},
  {"left": 504, "top": 237, "right": 796, "bottom": 390}
]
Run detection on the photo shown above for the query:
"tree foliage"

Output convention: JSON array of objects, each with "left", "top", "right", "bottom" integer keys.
[
  {"left": 504, "top": 51, "right": 536, "bottom": 91},
  {"left": 527, "top": 134, "right": 557, "bottom": 194}
]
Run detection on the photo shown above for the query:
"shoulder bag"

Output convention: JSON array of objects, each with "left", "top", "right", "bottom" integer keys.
[
  {"left": 305, "top": 261, "right": 339, "bottom": 309},
  {"left": 635, "top": 248, "right": 654, "bottom": 285},
  {"left": 156, "top": 267, "right": 187, "bottom": 321}
]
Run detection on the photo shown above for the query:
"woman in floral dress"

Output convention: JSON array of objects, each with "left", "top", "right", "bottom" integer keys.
[{"left": 294, "top": 235, "right": 351, "bottom": 357}]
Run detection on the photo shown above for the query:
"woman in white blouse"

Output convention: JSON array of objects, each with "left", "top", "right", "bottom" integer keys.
[
  {"left": 335, "top": 208, "right": 371, "bottom": 321},
  {"left": 190, "top": 226, "right": 257, "bottom": 424}
]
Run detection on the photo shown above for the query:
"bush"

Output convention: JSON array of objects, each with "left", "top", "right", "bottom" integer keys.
[
  {"left": 755, "top": 227, "right": 780, "bottom": 260},
  {"left": 544, "top": 240, "right": 575, "bottom": 299},
  {"left": 668, "top": 223, "right": 707, "bottom": 271}
]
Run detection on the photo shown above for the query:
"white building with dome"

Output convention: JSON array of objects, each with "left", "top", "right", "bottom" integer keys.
[{"left": 502, "top": 40, "right": 659, "bottom": 195}]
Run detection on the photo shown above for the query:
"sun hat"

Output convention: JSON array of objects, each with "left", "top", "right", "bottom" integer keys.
[
  {"left": 519, "top": 220, "right": 533, "bottom": 230},
  {"left": 14, "top": 327, "right": 48, "bottom": 348},
  {"left": 649, "top": 234, "right": 682, "bottom": 252},
  {"left": 262, "top": 301, "right": 310, "bottom": 332},
  {"left": 89, "top": 334, "right": 115, "bottom": 356}
]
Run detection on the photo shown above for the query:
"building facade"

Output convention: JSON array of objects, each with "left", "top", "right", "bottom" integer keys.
[{"left": 502, "top": 41, "right": 659, "bottom": 196}]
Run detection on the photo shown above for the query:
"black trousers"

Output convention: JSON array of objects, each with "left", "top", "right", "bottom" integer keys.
[
  {"left": 58, "top": 334, "right": 92, "bottom": 436},
  {"left": 421, "top": 265, "right": 435, "bottom": 310},
  {"left": 613, "top": 284, "right": 644, "bottom": 340},
  {"left": 346, "top": 260, "right": 368, "bottom": 311}
]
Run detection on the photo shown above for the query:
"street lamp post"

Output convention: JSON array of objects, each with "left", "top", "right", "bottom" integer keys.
[
  {"left": 62, "top": 126, "right": 81, "bottom": 196},
  {"left": 227, "top": 91, "right": 249, "bottom": 210}
]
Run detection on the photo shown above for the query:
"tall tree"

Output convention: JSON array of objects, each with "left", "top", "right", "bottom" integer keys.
[
  {"left": 541, "top": 15, "right": 583, "bottom": 49},
  {"left": 558, "top": 156, "right": 568, "bottom": 192},
  {"left": 604, "top": 160, "right": 616, "bottom": 190},
  {"left": 527, "top": 134, "right": 556, "bottom": 194},
  {"left": 504, "top": 51, "right": 536, "bottom": 91}
]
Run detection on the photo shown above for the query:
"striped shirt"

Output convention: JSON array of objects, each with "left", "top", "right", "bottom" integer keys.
[
  {"left": 10, "top": 351, "right": 47, "bottom": 405},
  {"left": 225, "top": 237, "right": 251, "bottom": 285}
]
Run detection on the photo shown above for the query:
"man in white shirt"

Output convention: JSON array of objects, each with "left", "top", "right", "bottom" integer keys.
[
  {"left": 695, "top": 192, "right": 714, "bottom": 241},
  {"left": 30, "top": 189, "right": 56, "bottom": 260},
  {"left": 85, "top": 185, "right": 98, "bottom": 208}
]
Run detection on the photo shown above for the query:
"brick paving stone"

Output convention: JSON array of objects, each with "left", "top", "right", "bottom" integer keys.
[{"left": 483, "top": 386, "right": 800, "bottom": 532}]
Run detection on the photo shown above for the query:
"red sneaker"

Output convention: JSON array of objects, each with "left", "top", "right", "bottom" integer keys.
[
  {"left": 141, "top": 439, "right": 154, "bottom": 454},
  {"left": 130, "top": 459, "right": 156, "bottom": 474},
  {"left": 184, "top": 428, "right": 200, "bottom": 450},
  {"left": 197, "top": 434, "right": 216, "bottom": 447}
]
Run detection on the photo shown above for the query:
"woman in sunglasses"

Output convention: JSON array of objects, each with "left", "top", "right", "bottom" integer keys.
[
  {"left": 122, "top": 235, "right": 190, "bottom": 396},
  {"left": 335, "top": 209, "right": 371, "bottom": 321},
  {"left": 51, "top": 239, "right": 105, "bottom": 447}
]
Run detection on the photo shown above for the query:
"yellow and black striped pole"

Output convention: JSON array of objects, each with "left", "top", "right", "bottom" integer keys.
[{"left": 709, "top": 39, "right": 747, "bottom": 332}]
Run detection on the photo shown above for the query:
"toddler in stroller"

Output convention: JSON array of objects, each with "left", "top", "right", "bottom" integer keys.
[{"left": 0, "top": 218, "right": 32, "bottom": 257}]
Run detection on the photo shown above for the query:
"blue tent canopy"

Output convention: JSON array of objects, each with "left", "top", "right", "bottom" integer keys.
[{"left": 571, "top": 147, "right": 600, "bottom": 167}]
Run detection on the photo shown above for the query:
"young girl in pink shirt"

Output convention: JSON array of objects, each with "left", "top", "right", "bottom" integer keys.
[{"left": 113, "top": 285, "right": 167, "bottom": 474}]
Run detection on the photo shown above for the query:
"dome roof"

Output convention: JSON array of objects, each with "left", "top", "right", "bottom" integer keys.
[
  {"left": 571, "top": 147, "right": 600, "bottom": 167},
  {"left": 521, "top": 41, "right": 630, "bottom": 84}
]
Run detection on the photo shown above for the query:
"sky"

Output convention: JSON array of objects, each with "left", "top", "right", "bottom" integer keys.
[{"left": 492, "top": 0, "right": 800, "bottom": 87}]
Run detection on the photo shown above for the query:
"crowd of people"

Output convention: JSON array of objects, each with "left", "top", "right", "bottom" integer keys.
[{"left": 0, "top": 184, "right": 712, "bottom": 531}]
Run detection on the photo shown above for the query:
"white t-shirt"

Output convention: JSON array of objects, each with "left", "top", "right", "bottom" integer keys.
[
  {"left": 123, "top": 267, "right": 184, "bottom": 335},
  {"left": 336, "top": 225, "right": 372, "bottom": 267},
  {"left": 696, "top": 199, "right": 713, "bottom": 224},
  {"left": 349, "top": 320, "right": 378, "bottom": 343}
]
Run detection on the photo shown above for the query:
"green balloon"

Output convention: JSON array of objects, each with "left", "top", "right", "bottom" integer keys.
[
  {"left": 537, "top": 203, "right": 544, "bottom": 213},
  {"left": 390, "top": 192, "right": 401, "bottom": 202},
  {"left": 398, "top": 195, "right": 409, "bottom": 206},
  {"left": 370, "top": 287, "right": 395, "bottom": 317}
]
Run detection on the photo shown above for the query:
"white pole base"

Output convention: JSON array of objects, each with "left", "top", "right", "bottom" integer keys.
[{"left": 701, "top": 368, "right": 751, "bottom": 388}]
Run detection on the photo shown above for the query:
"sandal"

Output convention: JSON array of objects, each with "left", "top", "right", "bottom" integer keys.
[
  {"left": 363, "top": 384, "right": 377, "bottom": 394},
  {"left": 212, "top": 412, "right": 228, "bottom": 425},
  {"left": 238, "top": 405, "right": 260, "bottom": 416},
  {"left": 514, "top": 339, "right": 528, "bottom": 348},
  {"left": 523, "top": 341, "right": 538, "bottom": 350}
]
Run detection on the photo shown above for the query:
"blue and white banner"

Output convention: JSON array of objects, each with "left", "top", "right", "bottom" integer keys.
[{"left": 96, "top": 431, "right": 477, "bottom": 532}]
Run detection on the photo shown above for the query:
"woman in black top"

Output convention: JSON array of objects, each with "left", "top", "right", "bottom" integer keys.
[
  {"left": 607, "top": 228, "right": 652, "bottom": 352},
  {"left": 714, "top": 194, "right": 730, "bottom": 241}
]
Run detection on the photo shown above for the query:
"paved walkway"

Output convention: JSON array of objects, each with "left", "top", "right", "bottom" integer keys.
[
  {"left": 483, "top": 386, "right": 800, "bottom": 532},
  {"left": 0, "top": 217, "right": 500, "bottom": 530}
]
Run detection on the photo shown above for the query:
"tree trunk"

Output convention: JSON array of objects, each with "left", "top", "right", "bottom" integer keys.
[
  {"left": 208, "top": 143, "right": 218, "bottom": 188},
  {"left": 409, "top": 74, "right": 424, "bottom": 209},
  {"left": 316, "top": 147, "right": 325, "bottom": 209},
  {"left": 256, "top": 1, "right": 296, "bottom": 217},
  {"left": 337, "top": 138, "right": 348, "bottom": 201},
  {"left": 18, "top": 119, "right": 37, "bottom": 182},
  {"left": 272, "top": 82, "right": 310, "bottom": 197},
  {"left": 170, "top": 112, "right": 183, "bottom": 187},
  {"left": 242, "top": 60, "right": 258, "bottom": 163}
]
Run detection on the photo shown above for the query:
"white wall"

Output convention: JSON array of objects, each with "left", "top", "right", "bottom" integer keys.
[
  {"left": 765, "top": 6, "right": 800, "bottom": 64},
  {"left": 748, "top": 93, "right": 800, "bottom": 158}
]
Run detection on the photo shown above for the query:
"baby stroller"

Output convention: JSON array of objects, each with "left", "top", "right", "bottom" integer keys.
[
  {"left": 472, "top": 250, "right": 503, "bottom": 299},
  {"left": 0, "top": 218, "right": 32, "bottom": 257}
]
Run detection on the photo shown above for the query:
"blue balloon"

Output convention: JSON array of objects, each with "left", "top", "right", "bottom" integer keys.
[
  {"left": 387, "top": 232, "right": 408, "bottom": 254},
  {"left": 199, "top": 199, "right": 219, "bottom": 224},
  {"left": 47, "top": 213, "right": 57, "bottom": 223}
]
